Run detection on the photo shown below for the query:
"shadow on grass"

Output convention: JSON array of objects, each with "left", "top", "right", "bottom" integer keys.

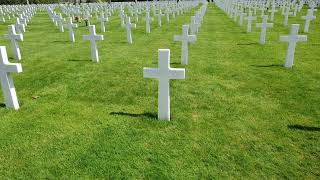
[
  {"left": 110, "top": 112, "right": 157, "bottom": 119},
  {"left": 67, "top": 59, "right": 90, "bottom": 62},
  {"left": 251, "top": 64, "right": 283, "bottom": 68},
  {"left": 0, "top": 103, "right": 6, "bottom": 108},
  {"left": 288, "top": 124, "right": 320, "bottom": 132}
]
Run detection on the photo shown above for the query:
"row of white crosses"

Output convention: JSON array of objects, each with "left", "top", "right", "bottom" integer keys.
[
  {"left": 143, "top": 2, "right": 208, "bottom": 121},
  {"left": 215, "top": 0, "right": 318, "bottom": 68},
  {"left": 0, "top": 5, "right": 38, "bottom": 110}
]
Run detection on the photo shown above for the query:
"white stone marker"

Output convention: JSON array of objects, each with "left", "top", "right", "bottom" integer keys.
[
  {"left": 158, "top": 9, "right": 164, "bottom": 27},
  {"left": 58, "top": 13, "right": 64, "bottom": 32},
  {"left": 143, "top": 49, "right": 185, "bottom": 121},
  {"left": 65, "top": 17, "right": 77, "bottom": 42},
  {"left": 301, "top": 9, "right": 316, "bottom": 33},
  {"left": 4, "top": 25, "right": 23, "bottom": 60},
  {"left": 99, "top": 12, "right": 106, "bottom": 33},
  {"left": 126, "top": 16, "right": 136, "bottom": 44},
  {"left": 83, "top": 25, "right": 104, "bottom": 63},
  {"left": 269, "top": 0, "right": 278, "bottom": 21},
  {"left": 15, "top": 17, "right": 25, "bottom": 34},
  {"left": 190, "top": 16, "right": 198, "bottom": 35},
  {"left": 146, "top": 10, "right": 152, "bottom": 33},
  {"left": 174, "top": 25, "right": 196, "bottom": 65},
  {"left": 256, "top": 15, "right": 273, "bottom": 44},
  {"left": 283, "top": 7, "right": 293, "bottom": 26},
  {"left": 245, "top": 11, "right": 256, "bottom": 32},
  {"left": 239, "top": 12, "right": 246, "bottom": 26},
  {"left": 280, "top": 24, "right": 307, "bottom": 68},
  {"left": 0, "top": 46, "right": 22, "bottom": 110}
]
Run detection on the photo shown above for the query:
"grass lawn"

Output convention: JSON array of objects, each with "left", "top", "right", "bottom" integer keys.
[{"left": 0, "top": 3, "right": 319, "bottom": 178}]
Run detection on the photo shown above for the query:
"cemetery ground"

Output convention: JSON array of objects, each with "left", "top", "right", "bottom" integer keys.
[{"left": 0, "top": 4, "right": 319, "bottom": 178}]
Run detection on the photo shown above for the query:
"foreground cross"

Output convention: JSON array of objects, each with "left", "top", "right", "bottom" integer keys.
[
  {"left": 280, "top": 24, "right": 307, "bottom": 68},
  {"left": 143, "top": 49, "right": 185, "bottom": 121},
  {"left": 83, "top": 25, "right": 104, "bottom": 63},
  {"left": 0, "top": 46, "right": 22, "bottom": 110},
  {"left": 256, "top": 15, "right": 273, "bottom": 44},
  {"left": 4, "top": 25, "right": 23, "bottom": 60},
  {"left": 174, "top": 25, "right": 196, "bottom": 65}
]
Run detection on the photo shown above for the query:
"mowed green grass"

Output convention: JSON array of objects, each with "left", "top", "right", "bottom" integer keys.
[{"left": 0, "top": 4, "right": 319, "bottom": 178}]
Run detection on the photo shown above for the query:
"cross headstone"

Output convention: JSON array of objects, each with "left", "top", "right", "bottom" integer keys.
[
  {"left": 126, "top": 16, "right": 136, "bottom": 44},
  {"left": 83, "top": 25, "right": 104, "bottom": 63},
  {"left": 15, "top": 17, "right": 25, "bottom": 34},
  {"left": 174, "top": 25, "right": 196, "bottom": 65},
  {"left": 158, "top": 9, "right": 164, "bottom": 27},
  {"left": 58, "top": 13, "right": 64, "bottom": 32},
  {"left": 283, "top": 6, "right": 293, "bottom": 26},
  {"left": 245, "top": 11, "right": 256, "bottom": 33},
  {"left": 0, "top": 46, "right": 22, "bottom": 110},
  {"left": 143, "top": 49, "right": 185, "bottom": 121},
  {"left": 239, "top": 12, "right": 246, "bottom": 26},
  {"left": 301, "top": 9, "right": 316, "bottom": 33},
  {"left": 146, "top": 10, "right": 152, "bottom": 33},
  {"left": 65, "top": 17, "right": 77, "bottom": 42},
  {"left": 190, "top": 16, "right": 198, "bottom": 35},
  {"left": 99, "top": 12, "right": 106, "bottom": 33},
  {"left": 280, "top": 24, "right": 307, "bottom": 68},
  {"left": 4, "top": 25, "right": 23, "bottom": 60},
  {"left": 256, "top": 15, "right": 273, "bottom": 44}
]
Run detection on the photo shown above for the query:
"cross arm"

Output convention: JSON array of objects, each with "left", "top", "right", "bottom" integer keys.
[
  {"left": 0, "top": 63, "right": 22, "bottom": 73},
  {"left": 94, "top": 35, "right": 104, "bottom": 41},
  {"left": 143, "top": 67, "right": 159, "bottom": 79},
  {"left": 279, "top": 35, "right": 289, "bottom": 42},
  {"left": 297, "top": 35, "right": 307, "bottom": 42},
  {"left": 168, "top": 68, "right": 185, "bottom": 80}
]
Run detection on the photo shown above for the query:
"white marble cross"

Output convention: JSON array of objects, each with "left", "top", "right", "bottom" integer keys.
[
  {"left": 4, "top": 25, "right": 23, "bottom": 60},
  {"left": 256, "top": 15, "right": 273, "bottom": 44},
  {"left": 174, "top": 25, "right": 196, "bottom": 65},
  {"left": 15, "top": 17, "right": 25, "bottom": 34},
  {"left": 126, "top": 16, "right": 136, "bottom": 44},
  {"left": 65, "top": 17, "right": 77, "bottom": 42},
  {"left": 146, "top": 10, "right": 152, "bottom": 33},
  {"left": 143, "top": 49, "right": 185, "bottom": 121},
  {"left": 280, "top": 24, "right": 307, "bottom": 68},
  {"left": 283, "top": 7, "right": 293, "bottom": 26},
  {"left": 0, "top": 46, "right": 22, "bottom": 110},
  {"left": 190, "top": 16, "right": 198, "bottom": 35},
  {"left": 239, "top": 12, "right": 246, "bottom": 26},
  {"left": 99, "top": 12, "right": 106, "bottom": 33},
  {"left": 245, "top": 11, "right": 256, "bottom": 33},
  {"left": 119, "top": 10, "right": 125, "bottom": 28},
  {"left": 83, "top": 25, "right": 104, "bottom": 63},
  {"left": 158, "top": 9, "right": 164, "bottom": 27},
  {"left": 301, "top": 9, "right": 316, "bottom": 33},
  {"left": 268, "top": 0, "right": 278, "bottom": 21},
  {"left": 58, "top": 13, "right": 64, "bottom": 32}
]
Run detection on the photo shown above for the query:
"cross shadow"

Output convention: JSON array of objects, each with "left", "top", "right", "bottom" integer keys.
[
  {"left": 251, "top": 64, "right": 283, "bottom": 68},
  {"left": 288, "top": 124, "right": 320, "bottom": 132},
  {"left": 67, "top": 59, "right": 89, "bottom": 62},
  {"left": 110, "top": 112, "right": 157, "bottom": 119},
  {"left": 237, "top": 42, "right": 259, "bottom": 45}
]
